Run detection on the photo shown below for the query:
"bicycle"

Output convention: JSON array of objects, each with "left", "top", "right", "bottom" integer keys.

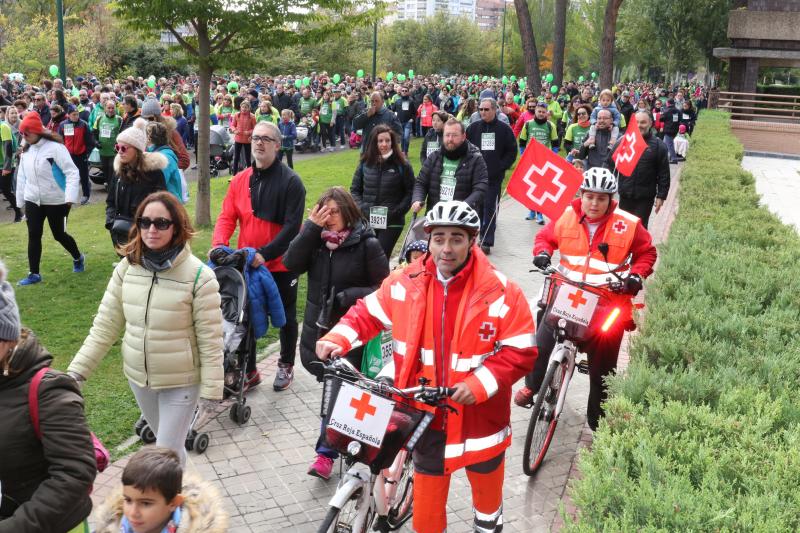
[
  {"left": 316, "top": 358, "right": 455, "bottom": 533},
  {"left": 522, "top": 263, "right": 634, "bottom": 476}
]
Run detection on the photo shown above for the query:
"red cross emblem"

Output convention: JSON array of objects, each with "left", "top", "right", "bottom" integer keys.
[
  {"left": 350, "top": 392, "right": 377, "bottom": 421},
  {"left": 522, "top": 161, "right": 567, "bottom": 206},
  {"left": 478, "top": 321, "right": 496, "bottom": 342},
  {"left": 612, "top": 220, "right": 628, "bottom": 234},
  {"left": 567, "top": 289, "right": 588, "bottom": 309}
]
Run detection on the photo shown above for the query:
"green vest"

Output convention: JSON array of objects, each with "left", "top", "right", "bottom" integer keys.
[
  {"left": 0, "top": 122, "right": 14, "bottom": 166},
  {"left": 94, "top": 114, "right": 122, "bottom": 157}
]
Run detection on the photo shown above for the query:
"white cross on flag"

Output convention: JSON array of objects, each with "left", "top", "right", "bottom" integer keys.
[
  {"left": 507, "top": 138, "right": 583, "bottom": 221},
  {"left": 612, "top": 119, "right": 647, "bottom": 177}
]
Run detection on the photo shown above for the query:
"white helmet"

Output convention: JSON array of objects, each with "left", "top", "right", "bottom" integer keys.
[
  {"left": 581, "top": 167, "right": 617, "bottom": 194},
  {"left": 423, "top": 201, "right": 481, "bottom": 234}
]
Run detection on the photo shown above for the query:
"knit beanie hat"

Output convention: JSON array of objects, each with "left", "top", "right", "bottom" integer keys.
[
  {"left": 0, "top": 260, "right": 21, "bottom": 341},
  {"left": 19, "top": 112, "right": 45, "bottom": 136},
  {"left": 141, "top": 97, "right": 162, "bottom": 118},
  {"left": 116, "top": 125, "right": 147, "bottom": 153}
]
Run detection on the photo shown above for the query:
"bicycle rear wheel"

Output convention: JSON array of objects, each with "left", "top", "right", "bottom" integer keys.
[
  {"left": 318, "top": 486, "right": 374, "bottom": 533},
  {"left": 522, "top": 359, "right": 568, "bottom": 476}
]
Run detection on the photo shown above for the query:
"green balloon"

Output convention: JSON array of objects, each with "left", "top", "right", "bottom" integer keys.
[
  {"left": 551, "top": 85, "right": 558, "bottom": 94},
  {"left": 397, "top": 73, "right": 406, "bottom": 82},
  {"left": 295, "top": 79, "right": 301, "bottom": 89},
  {"left": 357, "top": 69, "right": 365, "bottom": 78},
  {"left": 502, "top": 75, "right": 508, "bottom": 84},
  {"left": 333, "top": 74, "right": 341, "bottom": 84},
  {"left": 302, "top": 76, "right": 310, "bottom": 87},
  {"left": 49, "top": 64, "right": 59, "bottom": 77},
  {"left": 147, "top": 79, "right": 156, "bottom": 89},
  {"left": 591, "top": 72, "right": 597, "bottom": 78},
  {"left": 513, "top": 95, "right": 521, "bottom": 104},
  {"left": 546, "top": 73, "right": 554, "bottom": 83},
  {"left": 519, "top": 79, "right": 526, "bottom": 89},
  {"left": 386, "top": 71, "right": 393, "bottom": 81},
  {"left": 227, "top": 81, "right": 239, "bottom": 92},
  {"left": 408, "top": 69, "right": 414, "bottom": 79},
  {"left": 578, "top": 76, "right": 585, "bottom": 82},
  {"left": 482, "top": 75, "right": 488, "bottom": 81},
  {"left": 510, "top": 75, "right": 517, "bottom": 82}
]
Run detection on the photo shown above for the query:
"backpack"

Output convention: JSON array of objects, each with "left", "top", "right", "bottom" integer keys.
[{"left": 28, "top": 367, "right": 110, "bottom": 473}]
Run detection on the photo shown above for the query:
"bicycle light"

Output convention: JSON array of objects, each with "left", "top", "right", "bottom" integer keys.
[
  {"left": 347, "top": 441, "right": 362, "bottom": 457},
  {"left": 406, "top": 413, "right": 433, "bottom": 451},
  {"left": 600, "top": 307, "right": 621, "bottom": 332}
]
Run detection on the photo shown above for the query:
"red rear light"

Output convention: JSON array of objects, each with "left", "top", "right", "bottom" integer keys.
[{"left": 600, "top": 307, "right": 621, "bottom": 332}]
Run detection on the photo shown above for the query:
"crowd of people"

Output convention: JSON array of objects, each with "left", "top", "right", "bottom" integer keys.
[{"left": 0, "top": 67, "right": 704, "bottom": 532}]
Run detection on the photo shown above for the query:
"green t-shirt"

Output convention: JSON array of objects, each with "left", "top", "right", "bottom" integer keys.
[
  {"left": 521, "top": 119, "right": 557, "bottom": 148},
  {"left": 331, "top": 96, "right": 347, "bottom": 114},
  {"left": 317, "top": 99, "right": 333, "bottom": 124},
  {"left": 440, "top": 157, "right": 459, "bottom": 202},
  {"left": 256, "top": 108, "right": 279, "bottom": 123},
  {"left": 299, "top": 97, "right": 315, "bottom": 116},
  {"left": 564, "top": 122, "right": 591, "bottom": 150},
  {"left": 94, "top": 114, "right": 122, "bottom": 157}
]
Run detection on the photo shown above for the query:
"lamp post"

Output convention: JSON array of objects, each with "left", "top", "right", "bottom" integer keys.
[
  {"left": 372, "top": 21, "right": 378, "bottom": 81},
  {"left": 56, "top": 0, "right": 67, "bottom": 82},
  {"left": 499, "top": 1, "right": 507, "bottom": 78}
]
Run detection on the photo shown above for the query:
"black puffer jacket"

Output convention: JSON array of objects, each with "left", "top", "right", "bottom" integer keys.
[
  {"left": 0, "top": 331, "right": 96, "bottom": 532},
  {"left": 353, "top": 107, "right": 403, "bottom": 152},
  {"left": 284, "top": 220, "right": 389, "bottom": 380},
  {"left": 419, "top": 128, "right": 443, "bottom": 168},
  {"left": 608, "top": 129, "right": 670, "bottom": 200},
  {"left": 350, "top": 158, "right": 415, "bottom": 227},
  {"left": 412, "top": 141, "right": 488, "bottom": 212},
  {"left": 105, "top": 151, "right": 168, "bottom": 230}
]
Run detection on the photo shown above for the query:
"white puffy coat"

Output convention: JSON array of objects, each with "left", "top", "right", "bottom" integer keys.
[
  {"left": 69, "top": 245, "right": 224, "bottom": 400},
  {"left": 15, "top": 137, "right": 80, "bottom": 207}
]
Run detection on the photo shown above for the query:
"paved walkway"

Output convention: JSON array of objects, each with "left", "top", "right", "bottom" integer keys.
[
  {"left": 742, "top": 155, "right": 800, "bottom": 233},
  {"left": 88, "top": 196, "right": 594, "bottom": 532}
]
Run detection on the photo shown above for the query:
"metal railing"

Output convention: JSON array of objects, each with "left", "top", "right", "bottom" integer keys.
[{"left": 715, "top": 91, "right": 800, "bottom": 123}]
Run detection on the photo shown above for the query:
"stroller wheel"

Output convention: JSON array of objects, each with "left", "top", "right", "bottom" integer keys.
[
  {"left": 140, "top": 424, "right": 156, "bottom": 444},
  {"left": 134, "top": 416, "right": 148, "bottom": 436},
  {"left": 229, "top": 403, "right": 251, "bottom": 425},
  {"left": 194, "top": 433, "right": 210, "bottom": 454}
]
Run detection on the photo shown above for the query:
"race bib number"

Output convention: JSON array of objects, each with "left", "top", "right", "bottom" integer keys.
[
  {"left": 402, "top": 101, "right": 409, "bottom": 111},
  {"left": 481, "top": 132, "right": 495, "bottom": 151},
  {"left": 682, "top": 113, "right": 690, "bottom": 120},
  {"left": 422, "top": 109, "right": 427, "bottom": 118},
  {"left": 100, "top": 124, "right": 112, "bottom": 138},
  {"left": 379, "top": 331, "right": 393, "bottom": 368},
  {"left": 321, "top": 105, "right": 329, "bottom": 115},
  {"left": 672, "top": 113, "right": 679, "bottom": 123},
  {"left": 550, "top": 286, "right": 599, "bottom": 327},
  {"left": 440, "top": 176, "right": 456, "bottom": 202},
  {"left": 369, "top": 206, "right": 388, "bottom": 230},
  {"left": 328, "top": 382, "right": 394, "bottom": 447},
  {"left": 427, "top": 142, "right": 439, "bottom": 156},
  {"left": 64, "top": 124, "right": 75, "bottom": 137}
]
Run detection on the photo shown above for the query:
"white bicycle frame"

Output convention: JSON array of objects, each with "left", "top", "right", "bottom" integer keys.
[
  {"left": 547, "top": 339, "right": 578, "bottom": 419},
  {"left": 325, "top": 449, "right": 411, "bottom": 531}
]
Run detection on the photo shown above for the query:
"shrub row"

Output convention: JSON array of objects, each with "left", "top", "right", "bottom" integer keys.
[{"left": 566, "top": 111, "right": 800, "bottom": 531}]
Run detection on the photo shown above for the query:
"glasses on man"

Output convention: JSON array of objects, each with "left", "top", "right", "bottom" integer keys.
[
  {"left": 137, "top": 217, "right": 174, "bottom": 230},
  {"left": 478, "top": 107, "right": 492, "bottom": 112},
  {"left": 251, "top": 135, "right": 276, "bottom": 144}
]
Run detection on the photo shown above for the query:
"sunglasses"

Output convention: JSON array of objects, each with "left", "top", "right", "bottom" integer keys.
[
  {"left": 114, "top": 143, "right": 131, "bottom": 154},
  {"left": 137, "top": 217, "right": 174, "bottom": 230},
  {"left": 478, "top": 108, "right": 492, "bottom": 112},
  {"left": 577, "top": 111, "right": 588, "bottom": 116}
]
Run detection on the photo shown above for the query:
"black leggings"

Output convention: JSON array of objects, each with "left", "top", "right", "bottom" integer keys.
[
  {"left": 319, "top": 122, "right": 335, "bottom": 149},
  {"left": 1, "top": 170, "right": 21, "bottom": 216},
  {"left": 25, "top": 202, "right": 81, "bottom": 274},
  {"left": 375, "top": 226, "right": 404, "bottom": 259},
  {"left": 278, "top": 149, "right": 294, "bottom": 169},
  {"left": 232, "top": 142, "right": 251, "bottom": 175}
]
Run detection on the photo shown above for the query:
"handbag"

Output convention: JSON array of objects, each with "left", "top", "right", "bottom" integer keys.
[
  {"left": 29, "top": 367, "right": 110, "bottom": 473},
  {"left": 110, "top": 216, "right": 133, "bottom": 238}
]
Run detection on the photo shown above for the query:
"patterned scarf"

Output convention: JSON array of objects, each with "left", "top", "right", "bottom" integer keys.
[{"left": 320, "top": 228, "right": 351, "bottom": 250}]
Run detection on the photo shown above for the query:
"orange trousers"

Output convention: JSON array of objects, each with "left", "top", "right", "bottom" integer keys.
[{"left": 412, "top": 457, "right": 505, "bottom": 533}]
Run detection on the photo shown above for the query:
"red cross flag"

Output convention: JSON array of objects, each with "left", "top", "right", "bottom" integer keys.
[
  {"left": 507, "top": 139, "right": 584, "bottom": 221},
  {"left": 612, "top": 119, "right": 647, "bottom": 177}
]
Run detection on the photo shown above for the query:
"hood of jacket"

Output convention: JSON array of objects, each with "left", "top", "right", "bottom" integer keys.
[
  {"left": 339, "top": 219, "right": 375, "bottom": 249},
  {"left": 113, "top": 149, "right": 168, "bottom": 174},
  {"left": 0, "top": 330, "right": 52, "bottom": 392},
  {"left": 91, "top": 473, "right": 228, "bottom": 533}
]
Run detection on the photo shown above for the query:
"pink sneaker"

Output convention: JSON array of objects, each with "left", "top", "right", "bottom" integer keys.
[{"left": 307, "top": 454, "right": 334, "bottom": 480}]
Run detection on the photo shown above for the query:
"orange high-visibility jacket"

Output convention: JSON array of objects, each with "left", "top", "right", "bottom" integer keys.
[{"left": 322, "top": 247, "right": 537, "bottom": 474}]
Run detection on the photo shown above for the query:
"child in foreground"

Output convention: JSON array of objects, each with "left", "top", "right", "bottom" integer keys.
[{"left": 93, "top": 447, "right": 227, "bottom": 533}]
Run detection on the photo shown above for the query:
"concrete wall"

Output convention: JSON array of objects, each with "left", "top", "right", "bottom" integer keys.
[
  {"left": 746, "top": 0, "right": 800, "bottom": 11},
  {"left": 728, "top": 10, "right": 800, "bottom": 42}
]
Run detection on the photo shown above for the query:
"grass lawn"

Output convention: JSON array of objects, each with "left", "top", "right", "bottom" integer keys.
[{"left": 1, "top": 139, "right": 423, "bottom": 451}]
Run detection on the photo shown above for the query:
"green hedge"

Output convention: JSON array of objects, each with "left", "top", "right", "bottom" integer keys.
[
  {"left": 756, "top": 84, "right": 800, "bottom": 97},
  {"left": 566, "top": 111, "right": 800, "bottom": 531}
]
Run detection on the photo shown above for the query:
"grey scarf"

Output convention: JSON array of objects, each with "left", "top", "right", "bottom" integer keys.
[{"left": 142, "top": 244, "right": 183, "bottom": 273}]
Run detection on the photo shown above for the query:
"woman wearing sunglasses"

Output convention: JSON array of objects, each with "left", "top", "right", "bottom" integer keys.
[
  {"left": 562, "top": 104, "right": 594, "bottom": 163},
  {"left": 68, "top": 191, "right": 224, "bottom": 466},
  {"left": 104, "top": 124, "right": 170, "bottom": 249}
]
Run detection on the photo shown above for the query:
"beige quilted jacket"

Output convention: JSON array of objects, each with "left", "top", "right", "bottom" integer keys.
[{"left": 69, "top": 245, "right": 224, "bottom": 399}]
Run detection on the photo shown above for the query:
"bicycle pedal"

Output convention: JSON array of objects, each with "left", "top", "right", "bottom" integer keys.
[{"left": 576, "top": 360, "right": 589, "bottom": 374}]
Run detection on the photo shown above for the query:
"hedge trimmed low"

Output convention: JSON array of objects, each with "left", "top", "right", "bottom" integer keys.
[{"left": 566, "top": 111, "right": 800, "bottom": 531}]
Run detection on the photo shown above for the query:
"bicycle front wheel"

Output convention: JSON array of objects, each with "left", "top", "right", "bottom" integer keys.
[
  {"left": 522, "top": 359, "right": 568, "bottom": 476},
  {"left": 318, "top": 486, "right": 374, "bottom": 533},
  {"left": 386, "top": 454, "right": 415, "bottom": 529}
]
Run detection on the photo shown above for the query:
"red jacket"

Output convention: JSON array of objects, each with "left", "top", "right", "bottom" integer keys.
[
  {"left": 512, "top": 110, "right": 534, "bottom": 138},
  {"left": 534, "top": 198, "right": 657, "bottom": 280},
  {"left": 230, "top": 111, "right": 256, "bottom": 144},
  {"left": 322, "top": 248, "right": 537, "bottom": 473},
  {"left": 57, "top": 119, "right": 93, "bottom": 157}
]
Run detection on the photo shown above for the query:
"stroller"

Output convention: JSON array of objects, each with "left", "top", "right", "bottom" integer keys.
[
  {"left": 295, "top": 116, "right": 319, "bottom": 153},
  {"left": 209, "top": 124, "right": 233, "bottom": 177},
  {"left": 133, "top": 253, "right": 255, "bottom": 454}
]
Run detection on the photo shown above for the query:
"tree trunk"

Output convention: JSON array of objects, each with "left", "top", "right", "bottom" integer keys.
[
  {"left": 195, "top": 26, "right": 212, "bottom": 227},
  {"left": 600, "top": 0, "right": 624, "bottom": 90},
  {"left": 513, "top": 0, "right": 541, "bottom": 92},
  {"left": 552, "top": 0, "right": 567, "bottom": 87}
]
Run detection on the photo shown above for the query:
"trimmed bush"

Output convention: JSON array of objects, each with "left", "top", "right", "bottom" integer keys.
[{"left": 566, "top": 111, "right": 800, "bottom": 531}]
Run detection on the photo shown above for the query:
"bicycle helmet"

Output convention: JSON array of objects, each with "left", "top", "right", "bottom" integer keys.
[
  {"left": 581, "top": 167, "right": 617, "bottom": 194},
  {"left": 423, "top": 201, "right": 481, "bottom": 234}
]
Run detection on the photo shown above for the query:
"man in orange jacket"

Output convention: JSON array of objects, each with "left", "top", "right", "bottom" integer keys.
[
  {"left": 317, "top": 201, "right": 537, "bottom": 533},
  {"left": 515, "top": 167, "right": 657, "bottom": 431}
]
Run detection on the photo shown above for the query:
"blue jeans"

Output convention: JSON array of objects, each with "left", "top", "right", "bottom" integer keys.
[
  {"left": 402, "top": 121, "right": 413, "bottom": 154},
  {"left": 664, "top": 134, "right": 677, "bottom": 162}
]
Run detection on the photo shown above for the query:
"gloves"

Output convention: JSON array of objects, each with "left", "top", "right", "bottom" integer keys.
[
  {"left": 208, "top": 247, "right": 229, "bottom": 265},
  {"left": 533, "top": 252, "right": 551, "bottom": 270},
  {"left": 334, "top": 291, "right": 348, "bottom": 309},
  {"left": 67, "top": 371, "right": 86, "bottom": 390},
  {"left": 623, "top": 274, "right": 643, "bottom": 296}
]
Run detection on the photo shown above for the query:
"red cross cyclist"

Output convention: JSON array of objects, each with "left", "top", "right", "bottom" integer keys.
[{"left": 514, "top": 167, "right": 657, "bottom": 431}]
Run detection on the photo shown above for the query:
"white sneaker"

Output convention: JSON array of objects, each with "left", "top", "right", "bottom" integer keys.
[{"left": 328, "top": 147, "right": 334, "bottom": 152}]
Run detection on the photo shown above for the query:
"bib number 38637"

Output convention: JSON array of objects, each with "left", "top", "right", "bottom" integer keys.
[{"left": 369, "top": 206, "right": 388, "bottom": 230}]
